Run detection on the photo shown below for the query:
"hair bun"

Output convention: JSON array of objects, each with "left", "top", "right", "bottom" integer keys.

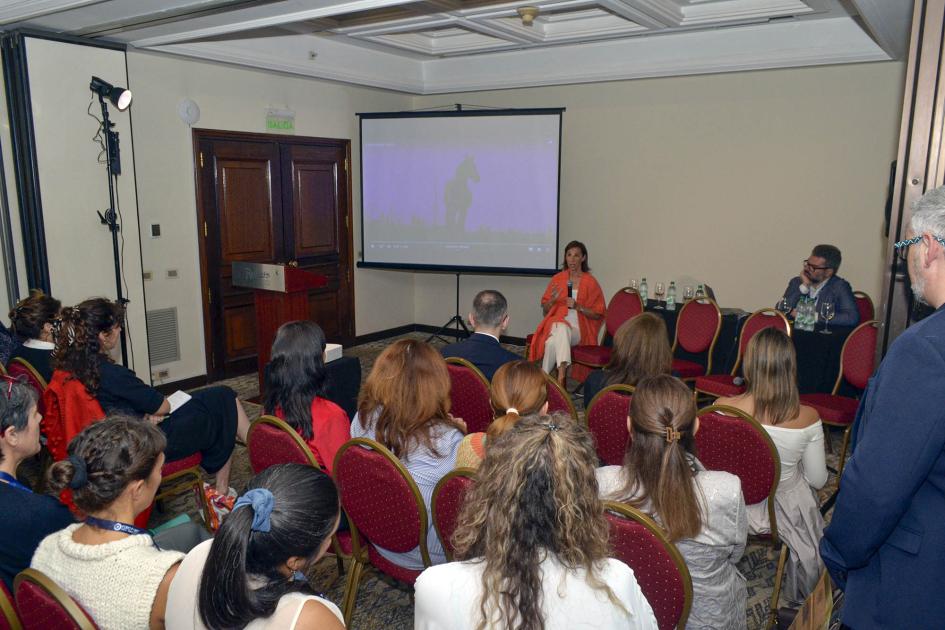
[{"left": 67, "top": 455, "right": 89, "bottom": 489}]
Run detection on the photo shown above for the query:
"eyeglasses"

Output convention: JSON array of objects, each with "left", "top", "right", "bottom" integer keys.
[
  {"left": 894, "top": 234, "right": 945, "bottom": 261},
  {"left": 802, "top": 260, "right": 832, "bottom": 272}
]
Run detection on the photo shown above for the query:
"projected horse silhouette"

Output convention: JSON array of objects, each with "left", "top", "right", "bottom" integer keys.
[{"left": 444, "top": 155, "right": 480, "bottom": 232}]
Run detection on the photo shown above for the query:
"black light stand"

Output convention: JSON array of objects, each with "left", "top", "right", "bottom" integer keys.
[
  {"left": 426, "top": 272, "right": 470, "bottom": 344},
  {"left": 91, "top": 77, "right": 131, "bottom": 367}
]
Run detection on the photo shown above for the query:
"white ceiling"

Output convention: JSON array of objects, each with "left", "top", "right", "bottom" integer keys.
[{"left": 0, "top": 0, "right": 912, "bottom": 94}]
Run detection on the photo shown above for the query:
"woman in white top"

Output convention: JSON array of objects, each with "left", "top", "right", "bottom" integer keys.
[
  {"left": 415, "top": 414, "right": 657, "bottom": 630},
  {"left": 717, "top": 327, "right": 828, "bottom": 608},
  {"left": 32, "top": 417, "right": 183, "bottom": 630},
  {"left": 167, "top": 463, "right": 343, "bottom": 630},
  {"left": 597, "top": 375, "right": 748, "bottom": 629}
]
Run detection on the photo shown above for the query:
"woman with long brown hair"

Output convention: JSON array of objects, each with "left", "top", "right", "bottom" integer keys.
[
  {"left": 455, "top": 360, "right": 547, "bottom": 469},
  {"left": 598, "top": 375, "right": 747, "bottom": 629},
  {"left": 582, "top": 313, "right": 672, "bottom": 404},
  {"left": 415, "top": 414, "right": 656, "bottom": 629},
  {"left": 717, "top": 327, "right": 827, "bottom": 608},
  {"left": 350, "top": 338, "right": 465, "bottom": 568},
  {"left": 7, "top": 289, "right": 61, "bottom": 382}
]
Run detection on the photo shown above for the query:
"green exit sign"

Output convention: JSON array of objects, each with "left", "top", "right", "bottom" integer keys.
[{"left": 266, "top": 108, "right": 295, "bottom": 133}]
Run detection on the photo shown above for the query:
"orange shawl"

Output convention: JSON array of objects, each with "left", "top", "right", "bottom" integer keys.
[{"left": 528, "top": 270, "right": 606, "bottom": 371}]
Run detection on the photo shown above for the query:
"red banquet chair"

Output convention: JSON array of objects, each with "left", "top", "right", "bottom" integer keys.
[
  {"left": 445, "top": 357, "right": 494, "bottom": 434},
  {"left": 14, "top": 569, "right": 97, "bottom": 630},
  {"left": 542, "top": 372, "right": 578, "bottom": 421},
  {"left": 585, "top": 384, "right": 634, "bottom": 466},
  {"left": 696, "top": 404, "right": 786, "bottom": 629},
  {"left": 432, "top": 468, "right": 476, "bottom": 561},
  {"left": 694, "top": 308, "right": 790, "bottom": 400},
  {"left": 0, "top": 580, "right": 20, "bottom": 630},
  {"left": 604, "top": 501, "right": 692, "bottom": 630},
  {"left": 247, "top": 415, "right": 320, "bottom": 473},
  {"left": 799, "top": 320, "right": 879, "bottom": 477},
  {"left": 853, "top": 291, "right": 875, "bottom": 323},
  {"left": 7, "top": 358, "right": 48, "bottom": 411},
  {"left": 333, "top": 437, "right": 433, "bottom": 626},
  {"left": 671, "top": 298, "right": 722, "bottom": 380},
  {"left": 571, "top": 288, "right": 644, "bottom": 370}
]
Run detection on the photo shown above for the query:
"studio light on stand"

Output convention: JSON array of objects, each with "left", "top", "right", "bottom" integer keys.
[{"left": 90, "top": 76, "right": 132, "bottom": 366}]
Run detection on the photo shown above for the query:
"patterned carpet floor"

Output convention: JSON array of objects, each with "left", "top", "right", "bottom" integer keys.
[{"left": 164, "top": 331, "right": 840, "bottom": 630}]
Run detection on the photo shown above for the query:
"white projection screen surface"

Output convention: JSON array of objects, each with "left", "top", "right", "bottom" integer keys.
[{"left": 359, "top": 110, "right": 562, "bottom": 273}]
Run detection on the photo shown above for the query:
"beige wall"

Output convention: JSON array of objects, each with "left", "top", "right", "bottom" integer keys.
[
  {"left": 411, "top": 62, "right": 905, "bottom": 338},
  {"left": 126, "top": 52, "right": 413, "bottom": 383}
]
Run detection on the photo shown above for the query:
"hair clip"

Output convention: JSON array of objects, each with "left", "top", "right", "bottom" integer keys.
[
  {"left": 506, "top": 407, "right": 519, "bottom": 415},
  {"left": 665, "top": 427, "right": 681, "bottom": 443},
  {"left": 234, "top": 488, "right": 275, "bottom": 533},
  {"left": 544, "top": 422, "right": 560, "bottom": 432}
]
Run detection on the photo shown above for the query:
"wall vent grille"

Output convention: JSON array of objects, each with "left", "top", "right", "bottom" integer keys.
[{"left": 146, "top": 307, "right": 180, "bottom": 365}]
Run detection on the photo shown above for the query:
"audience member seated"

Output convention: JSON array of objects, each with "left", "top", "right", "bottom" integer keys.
[
  {"left": 263, "top": 321, "right": 350, "bottom": 474},
  {"left": 416, "top": 414, "right": 657, "bottom": 629},
  {"left": 7, "top": 289, "right": 61, "bottom": 382},
  {"left": 455, "top": 360, "right": 548, "bottom": 469},
  {"left": 350, "top": 339, "right": 465, "bottom": 569},
  {"left": 0, "top": 320, "right": 17, "bottom": 366},
  {"left": 440, "top": 289, "right": 519, "bottom": 381},
  {"left": 32, "top": 417, "right": 184, "bottom": 630},
  {"left": 166, "top": 463, "right": 344, "bottom": 629},
  {"left": 781, "top": 244, "right": 859, "bottom": 327},
  {"left": 717, "top": 327, "right": 827, "bottom": 608},
  {"left": 0, "top": 377, "right": 73, "bottom": 591},
  {"left": 54, "top": 298, "right": 249, "bottom": 493},
  {"left": 597, "top": 375, "right": 748, "bottom": 629},
  {"left": 528, "top": 240, "right": 606, "bottom": 385},
  {"left": 583, "top": 313, "right": 671, "bottom": 404}
]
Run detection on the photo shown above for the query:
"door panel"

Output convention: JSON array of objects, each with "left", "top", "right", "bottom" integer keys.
[
  {"left": 217, "top": 159, "right": 276, "bottom": 261},
  {"left": 293, "top": 161, "right": 338, "bottom": 258}
]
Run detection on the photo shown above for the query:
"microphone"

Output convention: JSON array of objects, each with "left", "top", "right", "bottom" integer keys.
[{"left": 567, "top": 279, "right": 573, "bottom": 299}]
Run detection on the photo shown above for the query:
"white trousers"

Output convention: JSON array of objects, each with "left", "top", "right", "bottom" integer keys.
[{"left": 542, "top": 321, "right": 581, "bottom": 373}]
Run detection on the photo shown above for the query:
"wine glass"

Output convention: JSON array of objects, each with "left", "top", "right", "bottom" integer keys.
[
  {"left": 820, "top": 301, "right": 835, "bottom": 335},
  {"left": 629, "top": 279, "right": 638, "bottom": 292},
  {"left": 776, "top": 297, "right": 790, "bottom": 316},
  {"left": 654, "top": 282, "right": 666, "bottom": 308},
  {"left": 684, "top": 285, "right": 694, "bottom": 301}
]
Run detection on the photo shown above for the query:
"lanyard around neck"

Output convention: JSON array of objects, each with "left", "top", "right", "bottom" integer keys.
[
  {"left": 85, "top": 515, "right": 150, "bottom": 537},
  {"left": 0, "top": 471, "right": 32, "bottom": 493}
]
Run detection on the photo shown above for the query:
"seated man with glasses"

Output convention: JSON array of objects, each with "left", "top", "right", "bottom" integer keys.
[{"left": 781, "top": 244, "right": 860, "bottom": 327}]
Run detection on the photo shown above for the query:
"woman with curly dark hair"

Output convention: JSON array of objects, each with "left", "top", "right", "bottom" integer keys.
[
  {"left": 53, "top": 298, "right": 249, "bottom": 493},
  {"left": 415, "top": 414, "right": 657, "bottom": 630},
  {"left": 7, "top": 289, "right": 61, "bottom": 382}
]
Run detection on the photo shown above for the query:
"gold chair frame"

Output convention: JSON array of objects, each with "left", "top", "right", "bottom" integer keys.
[
  {"left": 542, "top": 371, "right": 578, "bottom": 421},
  {"left": 0, "top": 581, "right": 21, "bottom": 630},
  {"left": 8, "top": 357, "right": 48, "bottom": 391},
  {"left": 444, "top": 356, "right": 490, "bottom": 389},
  {"left": 672, "top": 297, "right": 723, "bottom": 381},
  {"left": 431, "top": 467, "right": 477, "bottom": 562},
  {"left": 14, "top": 569, "right": 96, "bottom": 630},
  {"left": 584, "top": 383, "right": 635, "bottom": 427},
  {"left": 573, "top": 287, "right": 644, "bottom": 370}
]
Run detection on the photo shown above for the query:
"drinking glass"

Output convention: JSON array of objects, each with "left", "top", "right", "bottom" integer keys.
[
  {"left": 654, "top": 282, "right": 666, "bottom": 308},
  {"left": 684, "top": 285, "right": 694, "bottom": 300},
  {"left": 629, "top": 279, "right": 638, "bottom": 291},
  {"left": 776, "top": 297, "right": 790, "bottom": 315},
  {"left": 820, "top": 301, "right": 835, "bottom": 335}
]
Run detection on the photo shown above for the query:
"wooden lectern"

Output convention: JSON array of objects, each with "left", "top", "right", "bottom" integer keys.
[{"left": 231, "top": 262, "right": 328, "bottom": 392}]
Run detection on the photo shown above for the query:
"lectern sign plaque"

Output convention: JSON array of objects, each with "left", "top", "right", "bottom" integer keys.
[{"left": 232, "top": 262, "right": 286, "bottom": 293}]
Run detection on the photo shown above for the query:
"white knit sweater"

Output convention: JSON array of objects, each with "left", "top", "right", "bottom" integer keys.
[{"left": 30, "top": 523, "right": 183, "bottom": 630}]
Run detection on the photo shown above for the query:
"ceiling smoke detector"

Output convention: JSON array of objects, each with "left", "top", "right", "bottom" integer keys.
[{"left": 517, "top": 6, "right": 539, "bottom": 26}]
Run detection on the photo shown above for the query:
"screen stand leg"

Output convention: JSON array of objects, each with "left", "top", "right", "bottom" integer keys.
[{"left": 426, "top": 272, "right": 470, "bottom": 344}]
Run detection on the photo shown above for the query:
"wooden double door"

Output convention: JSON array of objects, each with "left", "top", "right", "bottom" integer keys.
[{"left": 194, "top": 130, "right": 354, "bottom": 380}]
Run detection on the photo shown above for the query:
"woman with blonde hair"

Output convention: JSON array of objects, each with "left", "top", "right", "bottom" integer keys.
[
  {"left": 350, "top": 338, "right": 465, "bottom": 568},
  {"left": 716, "top": 327, "right": 827, "bottom": 608},
  {"left": 598, "top": 375, "right": 747, "bottom": 629},
  {"left": 415, "top": 414, "right": 656, "bottom": 629},
  {"left": 583, "top": 313, "right": 672, "bottom": 404},
  {"left": 455, "top": 360, "right": 548, "bottom": 469}
]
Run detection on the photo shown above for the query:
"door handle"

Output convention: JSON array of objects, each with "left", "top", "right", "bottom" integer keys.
[{"left": 288, "top": 260, "right": 299, "bottom": 267}]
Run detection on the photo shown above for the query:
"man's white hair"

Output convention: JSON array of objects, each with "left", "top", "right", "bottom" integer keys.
[{"left": 911, "top": 186, "right": 945, "bottom": 237}]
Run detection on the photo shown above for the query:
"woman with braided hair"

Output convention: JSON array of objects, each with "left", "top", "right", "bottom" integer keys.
[
  {"left": 7, "top": 289, "right": 61, "bottom": 382},
  {"left": 597, "top": 375, "right": 748, "bottom": 629},
  {"left": 53, "top": 298, "right": 249, "bottom": 493},
  {"left": 415, "top": 414, "right": 657, "bottom": 630}
]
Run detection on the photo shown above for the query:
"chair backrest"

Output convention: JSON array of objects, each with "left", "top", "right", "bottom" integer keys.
[
  {"left": 836, "top": 320, "right": 879, "bottom": 393},
  {"left": 605, "top": 288, "right": 645, "bottom": 337},
  {"left": 604, "top": 502, "right": 692, "bottom": 630},
  {"left": 432, "top": 468, "right": 476, "bottom": 561},
  {"left": 14, "top": 569, "right": 97, "bottom": 630},
  {"left": 732, "top": 309, "right": 791, "bottom": 374},
  {"left": 673, "top": 298, "right": 722, "bottom": 359},
  {"left": 852, "top": 291, "right": 875, "bottom": 323},
  {"left": 542, "top": 372, "right": 578, "bottom": 421},
  {"left": 585, "top": 385, "right": 634, "bottom": 466},
  {"left": 40, "top": 371, "right": 105, "bottom": 462},
  {"left": 247, "top": 415, "right": 319, "bottom": 474},
  {"left": 0, "top": 580, "right": 20, "bottom": 630},
  {"left": 445, "top": 357, "right": 494, "bottom": 434},
  {"left": 695, "top": 405, "right": 780, "bottom": 543},
  {"left": 333, "top": 438, "right": 431, "bottom": 567},
  {"left": 7, "top": 358, "right": 47, "bottom": 393}
]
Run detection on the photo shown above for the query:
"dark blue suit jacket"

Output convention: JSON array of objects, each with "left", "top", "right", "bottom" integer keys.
[
  {"left": 783, "top": 275, "right": 860, "bottom": 327},
  {"left": 820, "top": 304, "right": 945, "bottom": 629},
  {"left": 440, "top": 333, "right": 520, "bottom": 381}
]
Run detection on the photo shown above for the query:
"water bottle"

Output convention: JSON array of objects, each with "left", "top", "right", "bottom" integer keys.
[
  {"left": 640, "top": 277, "right": 648, "bottom": 304},
  {"left": 665, "top": 281, "right": 676, "bottom": 311},
  {"left": 800, "top": 297, "right": 815, "bottom": 331},
  {"left": 796, "top": 298, "right": 808, "bottom": 331}
]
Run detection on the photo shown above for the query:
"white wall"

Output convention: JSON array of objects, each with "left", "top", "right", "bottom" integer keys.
[
  {"left": 22, "top": 38, "right": 150, "bottom": 375},
  {"left": 411, "top": 62, "right": 905, "bottom": 337},
  {"left": 125, "top": 51, "right": 414, "bottom": 383}
]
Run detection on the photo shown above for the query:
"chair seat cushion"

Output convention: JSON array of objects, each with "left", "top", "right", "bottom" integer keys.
[
  {"left": 798, "top": 393, "right": 858, "bottom": 425},
  {"left": 162, "top": 453, "right": 202, "bottom": 476},
  {"left": 572, "top": 345, "right": 611, "bottom": 367},
  {"left": 672, "top": 359, "right": 705, "bottom": 379},
  {"left": 694, "top": 375, "right": 745, "bottom": 397},
  {"left": 368, "top": 545, "right": 423, "bottom": 584},
  {"left": 335, "top": 531, "right": 354, "bottom": 555}
]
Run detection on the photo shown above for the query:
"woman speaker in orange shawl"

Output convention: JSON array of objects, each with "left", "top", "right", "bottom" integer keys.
[{"left": 528, "top": 241, "right": 605, "bottom": 385}]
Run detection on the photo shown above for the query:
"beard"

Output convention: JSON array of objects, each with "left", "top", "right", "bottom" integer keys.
[{"left": 909, "top": 260, "right": 928, "bottom": 305}]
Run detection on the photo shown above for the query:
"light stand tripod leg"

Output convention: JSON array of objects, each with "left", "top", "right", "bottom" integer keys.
[{"left": 426, "top": 272, "right": 470, "bottom": 344}]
